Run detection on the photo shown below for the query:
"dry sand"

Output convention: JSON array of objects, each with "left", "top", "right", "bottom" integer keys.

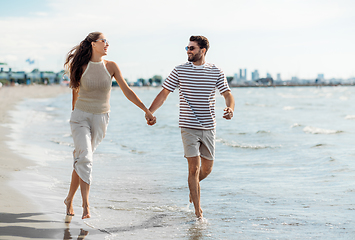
[{"left": 0, "top": 85, "right": 103, "bottom": 239}]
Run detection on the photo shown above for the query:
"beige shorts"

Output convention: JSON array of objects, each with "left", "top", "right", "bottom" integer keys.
[{"left": 181, "top": 127, "right": 216, "bottom": 160}]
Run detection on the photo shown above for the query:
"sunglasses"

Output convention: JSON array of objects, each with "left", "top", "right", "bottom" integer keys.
[
  {"left": 96, "top": 38, "right": 109, "bottom": 45},
  {"left": 185, "top": 46, "right": 198, "bottom": 51}
]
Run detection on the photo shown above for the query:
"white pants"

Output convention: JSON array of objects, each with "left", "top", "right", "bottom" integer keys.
[{"left": 70, "top": 109, "right": 109, "bottom": 185}]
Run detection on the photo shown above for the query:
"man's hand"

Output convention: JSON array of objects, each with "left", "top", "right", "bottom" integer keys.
[
  {"left": 145, "top": 113, "right": 156, "bottom": 126},
  {"left": 223, "top": 107, "right": 233, "bottom": 120}
]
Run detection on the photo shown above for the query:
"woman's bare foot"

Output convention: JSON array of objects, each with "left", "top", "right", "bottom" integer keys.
[
  {"left": 64, "top": 198, "right": 74, "bottom": 216},
  {"left": 82, "top": 205, "right": 91, "bottom": 219}
]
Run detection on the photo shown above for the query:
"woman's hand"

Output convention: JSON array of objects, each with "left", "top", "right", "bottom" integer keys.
[{"left": 145, "top": 111, "right": 156, "bottom": 126}]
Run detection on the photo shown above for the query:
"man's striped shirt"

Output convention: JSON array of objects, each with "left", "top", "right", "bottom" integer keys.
[{"left": 163, "top": 61, "right": 231, "bottom": 130}]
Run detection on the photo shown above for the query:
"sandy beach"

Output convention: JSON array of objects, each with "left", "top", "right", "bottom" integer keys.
[{"left": 0, "top": 85, "right": 93, "bottom": 239}]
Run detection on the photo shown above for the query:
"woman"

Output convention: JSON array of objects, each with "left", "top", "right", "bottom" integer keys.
[{"left": 64, "top": 32, "right": 155, "bottom": 219}]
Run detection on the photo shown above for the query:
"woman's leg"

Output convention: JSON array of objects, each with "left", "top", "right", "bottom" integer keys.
[
  {"left": 64, "top": 170, "right": 91, "bottom": 219},
  {"left": 79, "top": 177, "right": 90, "bottom": 219},
  {"left": 69, "top": 110, "right": 93, "bottom": 218},
  {"left": 64, "top": 170, "right": 80, "bottom": 216}
]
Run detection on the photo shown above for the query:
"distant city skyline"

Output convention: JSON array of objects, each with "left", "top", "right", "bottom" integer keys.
[
  {"left": 0, "top": 63, "right": 343, "bottom": 83},
  {"left": 1, "top": 0, "right": 354, "bottom": 81}
]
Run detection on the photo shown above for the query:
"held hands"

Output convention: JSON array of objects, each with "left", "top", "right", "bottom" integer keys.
[
  {"left": 223, "top": 107, "right": 234, "bottom": 120},
  {"left": 145, "top": 111, "right": 156, "bottom": 126}
]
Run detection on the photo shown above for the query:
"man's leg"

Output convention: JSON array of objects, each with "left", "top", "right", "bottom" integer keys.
[
  {"left": 187, "top": 156, "right": 203, "bottom": 218},
  {"left": 199, "top": 157, "right": 214, "bottom": 182},
  {"left": 188, "top": 156, "right": 214, "bottom": 216}
]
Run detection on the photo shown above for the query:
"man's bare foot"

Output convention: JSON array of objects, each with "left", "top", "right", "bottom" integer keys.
[
  {"left": 195, "top": 208, "right": 203, "bottom": 219},
  {"left": 82, "top": 205, "right": 91, "bottom": 219},
  {"left": 64, "top": 198, "right": 74, "bottom": 216}
]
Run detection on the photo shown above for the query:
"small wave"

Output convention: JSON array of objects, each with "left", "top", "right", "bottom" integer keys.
[
  {"left": 291, "top": 123, "right": 302, "bottom": 128},
  {"left": 244, "top": 102, "right": 270, "bottom": 107},
  {"left": 256, "top": 130, "right": 271, "bottom": 134},
  {"left": 277, "top": 93, "right": 316, "bottom": 99},
  {"left": 283, "top": 106, "right": 295, "bottom": 110},
  {"left": 45, "top": 107, "right": 56, "bottom": 111},
  {"left": 345, "top": 115, "right": 355, "bottom": 120},
  {"left": 103, "top": 213, "right": 169, "bottom": 233},
  {"left": 216, "top": 138, "right": 275, "bottom": 149},
  {"left": 50, "top": 139, "right": 73, "bottom": 147},
  {"left": 339, "top": 96, "right": 348, "bottom": 101},
  {"left": 130, "top": 149, "right": 145, "bottom": 154},
  {"left": 120, "top": 144, "right": 145, "bottom": 154},
  {"left": 311, "top": 144, "right": 327, "bottom": 148},
  {"left": 108, "top": 205, "right": 130, "bottom": 211},
  {"left": 303, "top": 126, "right": 343, "bottom": 134}
]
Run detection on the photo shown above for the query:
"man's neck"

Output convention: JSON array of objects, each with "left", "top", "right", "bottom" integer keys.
[{"left": 192, "top": 57, "right": 206, "bottom": 66}]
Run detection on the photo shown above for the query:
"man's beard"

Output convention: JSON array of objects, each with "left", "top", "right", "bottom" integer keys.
[{"left": 188, "top": 51, "right": 203, "bottom": 62}]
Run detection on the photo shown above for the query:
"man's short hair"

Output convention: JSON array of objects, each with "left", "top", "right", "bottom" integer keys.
[{"left": 190, "top": 36, "right": 209, "bottom": 55}]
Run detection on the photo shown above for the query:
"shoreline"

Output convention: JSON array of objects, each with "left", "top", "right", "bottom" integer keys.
[
  {"left": 0, "top": 85, "right": 71, "bottom": 214},
  {"left": 0, "top": 85, "right": 103, "bottom": 239}
]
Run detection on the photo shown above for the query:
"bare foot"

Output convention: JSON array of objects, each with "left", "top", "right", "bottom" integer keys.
[
  {"left": 82, "top": 205, "right": 91, "bottom": 219},
  {"left": 64, "top": 198, "right": 74, "bottom": 216},
  {"left": 195, "top": 208, "right": 203, "bottom": 219}
]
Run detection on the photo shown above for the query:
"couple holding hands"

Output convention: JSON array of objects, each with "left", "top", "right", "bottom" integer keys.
[{"left": 64, "top": 32, "right": 235, "bottom": 220}]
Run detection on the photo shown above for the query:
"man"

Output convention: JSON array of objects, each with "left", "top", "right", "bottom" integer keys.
[{"left": 146, "top": 35, "right": 235, "bottom": 219}]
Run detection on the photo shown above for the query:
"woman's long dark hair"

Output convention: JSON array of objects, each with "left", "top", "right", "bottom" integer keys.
[{"left": 64, "top": 32, "right": 102, "bottom": 90}]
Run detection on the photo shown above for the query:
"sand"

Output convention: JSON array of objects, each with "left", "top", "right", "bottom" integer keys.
[{"left": 0, "top": 85, "right": 100, "bottom": 239}]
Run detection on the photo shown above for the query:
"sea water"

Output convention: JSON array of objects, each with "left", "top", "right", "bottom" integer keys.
[{"left": 7, "top": 86, "right": 355, "bottom": 239}]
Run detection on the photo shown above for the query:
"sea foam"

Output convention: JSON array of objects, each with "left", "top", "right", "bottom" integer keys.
[{"left": 303, "top": 126, "right": 343, "bottom": 134}]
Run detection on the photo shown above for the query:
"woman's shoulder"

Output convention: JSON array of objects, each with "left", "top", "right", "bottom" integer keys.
[
  {"left": 103, "top": 60, "right": 120, "bottom": 77},
  {"left": 104, "top": 60, "right": 120, "bottom": 71},
  {"left": 104, "top": 60, "right": 117, "bottom": 66}
]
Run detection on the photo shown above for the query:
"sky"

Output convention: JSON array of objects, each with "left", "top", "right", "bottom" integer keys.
[{"left": 1, "top": 0, "right": 354, "bottom": 81}]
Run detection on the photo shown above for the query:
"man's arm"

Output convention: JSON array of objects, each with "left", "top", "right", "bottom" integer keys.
[
  {"left": 145, "top": 88, "right": 171, "bottom": 125},
  {"left": 221, "top": 90, "right": 235, "bottom": 120},
  {"left": 149, "top": 88, "right": 171, "bottom": 114}
]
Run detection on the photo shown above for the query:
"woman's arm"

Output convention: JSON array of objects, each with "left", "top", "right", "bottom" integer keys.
[
  {"left": 108, "top": 61, "right": 155, "bottom": 122},
  {"left": 72, "top": 88, "right": 79, "bottom": 111}
]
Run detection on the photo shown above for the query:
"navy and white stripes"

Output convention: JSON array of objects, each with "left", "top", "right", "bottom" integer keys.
[{"left": 163, "top": 62, "right": 230, "bottom": 130}]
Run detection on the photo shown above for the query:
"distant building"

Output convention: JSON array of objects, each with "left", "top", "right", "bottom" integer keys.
[
  {"left": 266, "top": 73, "right": 272, "bottom": 78},
  {"left": 255, "top": 78, "right": 273, "bottom": 85},
  {"left": 0, "top": 67, "right": 64, "bottom": 85},
  {"left": 317, "top": 74, "right": 324, "bottom": 80},
  {"left": 251, "top": 70, "right": 259, "bottom": 81},
  {"left": 291, "top": 76, "right": 299, "bottom": 84},
  {"left": 0, "top": 62, "right": 10, "bottom": 72},
  {"left": 233, "top": 73, "right": 239, "bottom": 84},
  {"left": 233, "top": 68, "right": 247, "bottom": 84},
  {"left": 277, "top": 73, "right": 281, "bottom": 81}
]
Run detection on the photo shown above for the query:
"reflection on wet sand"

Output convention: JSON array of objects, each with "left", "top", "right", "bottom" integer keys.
[{"left": 63, "top": 227, "right": 89, "bottom": 240}]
